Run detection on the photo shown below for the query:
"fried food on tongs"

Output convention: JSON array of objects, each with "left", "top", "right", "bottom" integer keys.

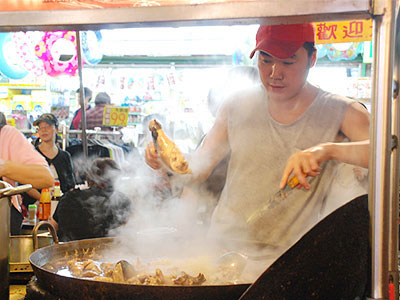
[{"left": 149, "top": 119, "right": 192, "bottom": 174}]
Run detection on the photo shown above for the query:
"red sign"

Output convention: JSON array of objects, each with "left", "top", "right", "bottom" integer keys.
[{"left": 0, "top": 0, "right": 255, "bottom": 12}]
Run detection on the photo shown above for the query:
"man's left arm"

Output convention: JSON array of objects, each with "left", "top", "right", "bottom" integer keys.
[
  {"left": 280, "top": 102, "right": 370, "bottom": 189},
  {"left": 333, "top": 102, "right": 370, "bottom": 167}
]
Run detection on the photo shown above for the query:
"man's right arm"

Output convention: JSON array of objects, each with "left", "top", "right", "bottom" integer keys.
[
  {"left": 144, "top": 101, "right": 231, "bottom": 184},
  {"left": 189, "top": 101, "right": 231, "bottom": 183}
]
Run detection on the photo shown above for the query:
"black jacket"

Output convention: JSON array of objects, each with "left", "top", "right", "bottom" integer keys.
[{"left": 53, "top": 186, "right": 132, "bottom": 242}]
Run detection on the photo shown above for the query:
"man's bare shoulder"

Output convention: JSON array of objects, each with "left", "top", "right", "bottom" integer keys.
[{"left": 340, "top": 101, "right": 370, "bottom": 142}]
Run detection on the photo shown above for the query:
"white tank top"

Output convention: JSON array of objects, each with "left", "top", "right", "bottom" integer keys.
[{"left": 209, "top": 85, "right": 354, "bottom": 253}]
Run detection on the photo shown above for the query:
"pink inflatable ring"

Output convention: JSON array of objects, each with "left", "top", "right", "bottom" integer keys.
[{"left": 35, "top": 31, "right": 82, "bottom": 77}]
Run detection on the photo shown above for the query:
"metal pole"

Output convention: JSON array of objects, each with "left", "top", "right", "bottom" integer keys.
[
  {"left": 368, "top": 0, "right": 396, "bottom": 298},
  {"left": 76, "top": 30, "right": 88, "bottom": 158},
  {"left": 62, "top": 124, "right": 67, "bottom": 151},
  {"left": 389, "top": 89, "right": 399, "bottom": 300},
  {"left": 389, "top": 5, "right": 400, "bottom": 300}
]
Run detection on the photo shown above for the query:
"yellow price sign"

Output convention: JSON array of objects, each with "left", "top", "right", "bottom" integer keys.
[
  {"left": 103, "top": 106, "right": 129, "bottom": 127},
  {"left": 6, "top": 118, "right": 15, "bottom": 127}
]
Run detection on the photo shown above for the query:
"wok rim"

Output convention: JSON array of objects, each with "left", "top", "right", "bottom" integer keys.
[{"left": 29, "top": 237, "right": 252, "bottom": 289}]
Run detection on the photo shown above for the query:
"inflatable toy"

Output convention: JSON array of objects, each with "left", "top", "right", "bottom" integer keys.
[
  {"left": 81, "top": 31, "right": 103, "bottom": 65},
  {"left": 0, "top": 33, "right": 29, "bottom": 79},
  {"left": 316, "top": 44, "right": 328, "bottom": 59},
  {"left": 326, "top": 42, "right": 363, "bottom": 62},
  {"left": 11, "top": 31, "right": 44, "bottom": 77},
  {"left": 35, "top": 31, "right": 82, "bottom": 77}
]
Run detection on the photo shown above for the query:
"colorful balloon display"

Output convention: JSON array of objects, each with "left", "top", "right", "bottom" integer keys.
[
  {"left": 325, "top": 42, "right": 362, "bottom": 62},
  {"left": 35, "top": 31, "right": 81, "bottom": 77},
  {"left": 316, "top": 44, "right": 327, "bottom": 59},
  {"left": 11, "top": 31, "right": 44, "bottom": 77},
  {"left": 0, "top": 33, "right": 29, "bottom": 79},
  {"left": 81, "top": 31, "right": 104, "bottom": 65}
]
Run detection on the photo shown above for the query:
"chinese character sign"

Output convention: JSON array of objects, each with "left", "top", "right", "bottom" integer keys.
[
  {"left": 315, "top": 20, "right": 373, "bottom": 44},
  {"left": 103, "top": 106, "right": 129, "bottom": 127}
]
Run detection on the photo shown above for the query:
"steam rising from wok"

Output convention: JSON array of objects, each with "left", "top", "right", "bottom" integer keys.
[{"left": 66, "top": 65, "right": 369, "bottom": 286}]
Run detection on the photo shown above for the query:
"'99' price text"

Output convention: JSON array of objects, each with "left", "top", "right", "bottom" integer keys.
[{"left": 103, "top": 107, "right": 129, "bottom": 127}]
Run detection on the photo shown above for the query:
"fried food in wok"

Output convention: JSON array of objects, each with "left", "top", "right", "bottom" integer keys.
[
  {"left": 64, "top": 258, "right": 206, "bottom": 286},
  {"left": 149, "top": 119, "right": 191, "bottom": 174}
]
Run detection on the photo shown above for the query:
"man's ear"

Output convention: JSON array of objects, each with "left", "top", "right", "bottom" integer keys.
[{"left": 309, "top": 51, "right": 317, "bottom": 68}]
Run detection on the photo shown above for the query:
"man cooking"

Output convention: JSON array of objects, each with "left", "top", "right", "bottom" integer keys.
[{"left": 145, "top": 23, "right": 369, "bottom": 270}]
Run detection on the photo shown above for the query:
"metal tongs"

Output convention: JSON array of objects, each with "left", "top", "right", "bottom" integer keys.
[
  {"left": 149, "top": 119, "right": 187, "bottom": 175},
  {"left": 149, "top": 120, "right": 164, "bottom": 170},
  {"left": 150, "top": 122, "right": 159, "bottom": 152},
  {"left": 274, "top": 175, "right": 300, "bottom": 199},
  {"left": 0, "top": 184, "right": 32, "bottom": 197},
  {"left": 246, "top": 175, "right": 304, "bottom": 224}
]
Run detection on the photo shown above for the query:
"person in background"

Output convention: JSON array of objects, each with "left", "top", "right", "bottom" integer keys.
[
  {"left": 50, "top": 157, "right": 132, "bottom": 241},
  {"left": 197, "top": 66, "right": 260, "bottom": 199},
  {"left": 0, "top": 112, "right": 53, "bottom": 235},
  {"left": 206, "top": 65, "right": 260, "bottom": 125},
  {"left": 145, "top": 23, "right": 369, "bottom": 275},
  {"left": 34, "top": 113, "right": 76, "bottom": 193},
  {"left": 179, "top": 66, "right": 261, "bottom": 225},
  {"left": 21, "top": 113, "right": 76, "bottom": 214},
  {"left": 80, "top": 92, "right": 112, "bottom": 131},
  {"left": 70, "top": 87, "right": 92, "bottom": 130}
]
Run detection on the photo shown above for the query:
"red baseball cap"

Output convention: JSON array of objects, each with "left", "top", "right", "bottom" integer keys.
[{"left": 250, "top": 23, "right": 316, "bottom": 59}]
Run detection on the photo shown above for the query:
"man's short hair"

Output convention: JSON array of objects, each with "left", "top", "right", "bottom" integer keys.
[
  {"left": 94, "top": 92, "right": 111, "bottom": 105},
  {"left": 76, "top": 87, "right": 92, "bottom": 101},
  {"left": 303, "top": 41, "right": 317, "bottom": 59}
]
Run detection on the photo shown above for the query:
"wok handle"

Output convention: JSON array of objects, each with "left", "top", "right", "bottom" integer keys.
[{"left": 32, "top": 221, "right": 59, "bottom": 251}]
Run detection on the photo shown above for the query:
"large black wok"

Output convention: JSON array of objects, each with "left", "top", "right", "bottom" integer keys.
[
  {"left": 29, "top": 237, "right": 250, "bottom": 300},
  {"left": 30, "top": 195, "right": 370, "bottom": 300}
]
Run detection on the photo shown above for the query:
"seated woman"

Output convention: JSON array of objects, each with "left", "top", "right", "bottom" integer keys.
[{"left": 51, "top": 158, "right": 132, "bottom": 242}]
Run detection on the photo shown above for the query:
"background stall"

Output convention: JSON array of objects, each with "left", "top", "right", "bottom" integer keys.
[{"left": 0, "top": 1, "right": 396, "bottom": 300}]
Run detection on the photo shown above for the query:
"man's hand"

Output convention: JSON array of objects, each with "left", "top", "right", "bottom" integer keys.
[
  {"left": 279, "top": 143, "right": 332, "bottom": 190},
  {"left": 144, "top": 141, "right": 161, "bottom": 170}
]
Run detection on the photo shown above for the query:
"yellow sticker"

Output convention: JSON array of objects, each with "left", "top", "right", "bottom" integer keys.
[{"left": 103, "top": 106, "right": 129, "bottom": 127}]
